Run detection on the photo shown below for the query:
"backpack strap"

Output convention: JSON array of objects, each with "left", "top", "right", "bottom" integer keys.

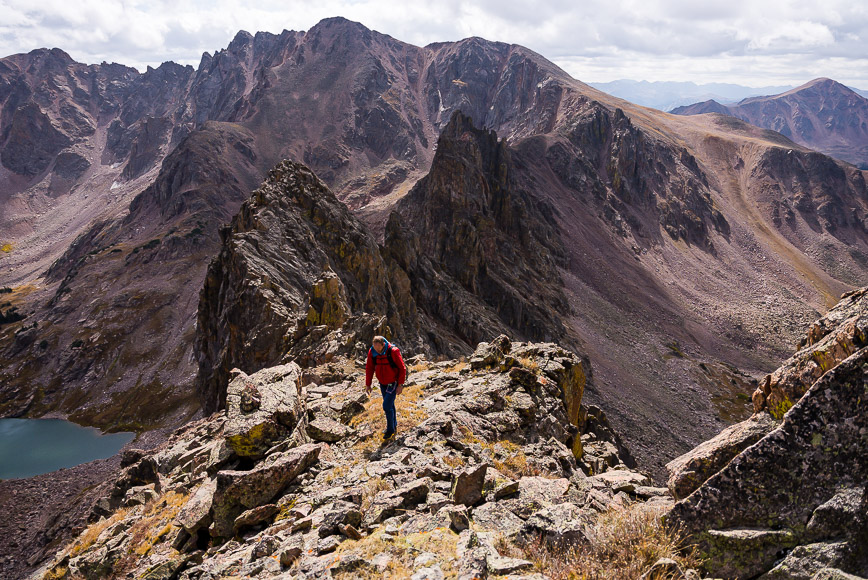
[{"left": 385, "top": 344, "right": 398, "bottom": 370}]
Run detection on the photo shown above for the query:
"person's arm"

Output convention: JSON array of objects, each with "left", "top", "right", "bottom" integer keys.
[
  {"left": 365, "top": 349, "right": 374, "bottom": 394},
  {"left": 394, "top": 347, "right": 407, "bottom": 385}
]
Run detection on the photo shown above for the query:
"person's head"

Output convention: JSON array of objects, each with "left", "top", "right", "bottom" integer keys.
[{"left": 372, "top": 335, "right": 387, "bottom": 353}]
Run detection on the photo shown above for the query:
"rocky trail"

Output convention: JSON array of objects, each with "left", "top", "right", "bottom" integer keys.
[{"left": 30, "top": 338, "right": 689, "bottom": 580}]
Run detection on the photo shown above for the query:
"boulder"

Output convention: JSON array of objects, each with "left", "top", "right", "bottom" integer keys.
[
  {"left": 314, "top": 500, "right": 363, "bottom": 537},
  {"left": 805, "top": 488, "right": 865, "bottom": 542},
  {"left": 450, "top": 464, "right": 488, "bottom": 507},
  {"left": 210, "top": 443, "right": 322, "bottom": 537},
  {"left": 364, "top": 479, "right": 431, "bottom": 526},
  {"left": 176, "top": 478, "right": 217, "bottom": 534},
  {"left": 223, "top": 364, "right": 308, "bottom": 457},
  {"left": 470, "top": 341, "right": 505, "bottom": 370},
  {"left": 437, "top": 504, "right": 470, "bottom": 532},
  {"left": 471, "top": 502, "right": 524, "bottom": 538},
  {"left": 233, "top": 504, "right": 279, "bottom": 533},
  {"left": 306, "top": 416, "right": 353, "bottom": 442},
  {"left": 666, "top": 412, "right": 777, "bottom": 499},
  {"left": 586, "top": 469, "right": 649, "bottom": 493},
  {"left": 521, "top": 502, "right": 592, "bottom": 547},
  {"left": 810, "top": 569, "right": 867, "bottom": 580},
  {"left": 762, "top": 541, "right": 850, "bottom": 579},
  {"left": 487, "top": 556, "right": 533, "bottom": 575},
  {"left": 669, "top": 346, "right": 868, "bottom": 578},
  {"left": 701, "top": 528, "right": 798, "bottom": 580}
]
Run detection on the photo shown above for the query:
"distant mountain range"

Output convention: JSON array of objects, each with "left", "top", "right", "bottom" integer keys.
[
  {"left": 591, "top": 79, "right": 868, "bottom": 113},
  {"left": 589, "top": 80, "right": 797, "bottom": 111},
  {"left": 672, "top": 78, "right": 868, "bottom": 168}
]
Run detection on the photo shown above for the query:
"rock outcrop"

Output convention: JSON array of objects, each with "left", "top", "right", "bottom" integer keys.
[
  {"left": 195, "top": 160, "right": 421, "bottom": 413},
  {"left": 667, "top": 288, "right": 868, "bottom": 579},
  {"left": 35, "top": 339, "right": 665, "bottom": 580},
  {"left": 385, "top": 111, "right": 575, "bottom": 350}
]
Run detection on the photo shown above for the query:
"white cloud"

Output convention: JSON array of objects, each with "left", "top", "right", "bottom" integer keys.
[{"left": 0, "top": 0, "right": 866, "bottom": 87}]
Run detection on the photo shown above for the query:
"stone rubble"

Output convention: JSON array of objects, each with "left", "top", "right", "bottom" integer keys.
[{"left": 35, "top": 338, "right": 678, "bottom": 579}]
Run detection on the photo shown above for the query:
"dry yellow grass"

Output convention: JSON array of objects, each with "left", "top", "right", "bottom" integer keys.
[
  {"left": 444, "top": 361, "right": 469, "bottom": 373},
  {"left": 517, "top": 356, "right": 540, "bottom": 373},
  {"left": 331, "top": 527, "right": 460, "bottom": 579},
  {"left": 68, "top": 507, "right": 132, "bottom": 557},
  {"left": 0, "top": 242, "right": 11, "bottom": 253},
  {"left": 441, "top": 454, "right": 467, "bottom": 469},
  {"left": 112, "top": 491, "right": 188, "bottom": 571},
  {"left": 497, "top": 502, "right": 700, "bottom": 580},
  {"left": 458, "top": 428, "right": 539, "bottom": 479}
]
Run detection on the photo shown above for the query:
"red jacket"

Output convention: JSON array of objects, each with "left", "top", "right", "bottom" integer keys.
[{"left": 365, "top": 342, "right": 407, "bottom": 387}]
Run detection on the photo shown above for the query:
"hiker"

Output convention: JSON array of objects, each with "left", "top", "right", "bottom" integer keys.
[{"left": 365, "top": 335, "right": 407, "bottom": 441}]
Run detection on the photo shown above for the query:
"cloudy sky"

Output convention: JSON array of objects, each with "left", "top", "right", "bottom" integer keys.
[{"left": 1, "top": 0, "right": 867, "bottom": 88}]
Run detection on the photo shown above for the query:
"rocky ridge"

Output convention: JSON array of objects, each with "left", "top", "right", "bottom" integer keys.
[
  {"left": 33, "top": 337, "right": 681, "bottom": 580},
  {"left": 666, "top": 288, "right": 868, "bottom": 579}
]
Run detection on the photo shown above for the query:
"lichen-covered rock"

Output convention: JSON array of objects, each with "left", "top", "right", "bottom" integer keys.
[
  {"left": 752, "top": 288, "right": 868, "bottom": 418},
  {"left": 306, "top": 416, "right": 353, "bottom": 443},
  {"left": 210, "top": 443, "right": 322, "bottom": 538},
  {"left": 669, "top": 291, "right": 868, "bottom": 579},
  {"left": 810, "top": 569, "right": 867, "bottom": 580},
  {"left": 666, "top": 412, "right": 777, "bottom": 499},
  {"left": 806, "top": 488, "right": 865, "bottom": 542},
  {"left": 223, "top": 364, "right": 307, "bottom": 457},
  {"left": 701, "top": 529, "right": 798, "bottom": 580},
  {"left": 521, "top": 502, "right": 593, "bottom": 547},
  {"left": 450, "top": 464, "right": 488, "bottom": 507},
  {"left": 762, "top": 541, "right": 850, "bottom": 579},
  {"left": 176, "top": 478, "right": 217, "bottom": 534}
]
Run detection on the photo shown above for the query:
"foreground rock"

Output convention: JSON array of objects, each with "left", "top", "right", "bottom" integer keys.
[
  {"left": 34, "top": 338, "right": 668, "bottom": 580},
  {"left": 668, "top": 289, "right": 868, "bottom": 579},
  {"left": 223, "top": 364, "right": 308, "bottom": 457}
]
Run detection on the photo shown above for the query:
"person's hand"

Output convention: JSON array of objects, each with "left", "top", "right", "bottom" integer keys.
[
  {"left": 365, "top": 384, "right": 372, "bottom": 397},
  {"left": 396, "top": 385, "right": 403, "bottom": 395}
]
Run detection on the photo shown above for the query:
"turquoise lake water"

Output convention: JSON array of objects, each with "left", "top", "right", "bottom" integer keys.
[{"left": 0, "top": 418, "right": 134, "bottom": 480}]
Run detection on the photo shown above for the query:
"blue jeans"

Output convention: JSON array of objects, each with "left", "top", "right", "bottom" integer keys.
[{"left": 380, "top": 382, "right": 398, "bottom": 433}]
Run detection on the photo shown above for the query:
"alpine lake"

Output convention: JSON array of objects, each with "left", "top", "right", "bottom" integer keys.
[{"left": 0, "top": 418, "right": 134, "bottom": 480}]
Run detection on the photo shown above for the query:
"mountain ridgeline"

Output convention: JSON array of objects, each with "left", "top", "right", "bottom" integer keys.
[
  {"left": 672, "top": 78, "right": 868, "bottom": 169},
  {"left": 1, "top": 17, "right": 868, "bottom": 484}
]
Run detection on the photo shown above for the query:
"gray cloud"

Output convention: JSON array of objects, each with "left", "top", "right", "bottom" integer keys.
[{"left": 0, "top": 0, "right": 866, "bottom": 87}]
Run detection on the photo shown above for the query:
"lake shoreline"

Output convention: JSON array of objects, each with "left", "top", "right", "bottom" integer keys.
[{"left": 0, "top": 427, "right": 169, "bottom": 579}]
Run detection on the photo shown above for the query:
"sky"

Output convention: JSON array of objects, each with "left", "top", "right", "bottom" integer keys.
[{"left": 1, "top": 0, "right": 868, "bottom": 88}]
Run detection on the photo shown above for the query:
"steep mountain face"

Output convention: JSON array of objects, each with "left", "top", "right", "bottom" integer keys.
[
  {"left": 672, "top": 78, "right": 868, "bottom": 168},
  {"left": 196, "top": 160, "right": 423, "bottom": 414},
  {"left": 0, "top": 121, "right": 260, "bottom": 428}
]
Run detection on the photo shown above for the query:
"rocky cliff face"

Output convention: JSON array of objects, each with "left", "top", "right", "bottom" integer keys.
[
  {"left": 666, "top": 288, "right": 868, "bottom": 579},
  {"left": 196, "top": 160, "right": 421, "bottom": 414},
  {"left": 673, "top": 78, "right": 868, "bottom": 169},
  {"left": 384, "top": 111, "right": 574, "bottom": 351}
]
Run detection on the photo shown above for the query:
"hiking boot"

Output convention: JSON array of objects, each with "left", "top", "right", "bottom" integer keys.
[{"left": 382, "top": 430, "right": 395, "bottom": 441}]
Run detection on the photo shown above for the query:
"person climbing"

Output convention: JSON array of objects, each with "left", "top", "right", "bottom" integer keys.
[{"left": 365, "top": 335, "right": 407, "bottom": 441}]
